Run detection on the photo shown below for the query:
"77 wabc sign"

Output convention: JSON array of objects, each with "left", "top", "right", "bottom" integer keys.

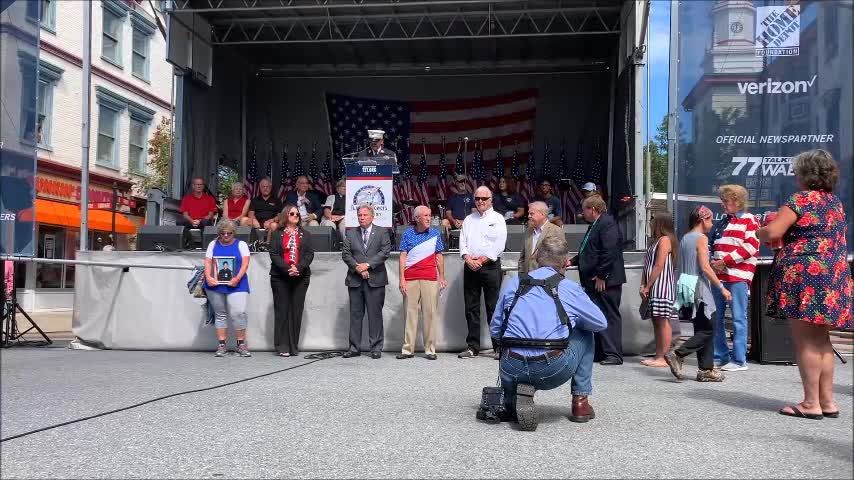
[{"left": 731, "top": 156, "right": 794, "bottom": 177}]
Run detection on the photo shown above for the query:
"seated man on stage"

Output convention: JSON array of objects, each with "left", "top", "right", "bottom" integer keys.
[
  {"left": 488, "top": 235, "right": 607, "bottom": 431},
  {"left": 286, "top": 175, "right": 323, "bottom": 227},
  {"left": 321, "top": 179, "right": 347, "bottom": 237},
  {"left": 179, "top": 177, "right": 218, "bottom": 229},
  {"left": 243, "top": 177, "right": 282, "bottom": 245},
  {"left": 358, "top": 129, "right": 397, "bottom": 162},
  {"left": 442, "top": 174, "right": 474, "bottom": 231},
  {"left": 534, "top": 179, "right": 563, "bottom": 227}
]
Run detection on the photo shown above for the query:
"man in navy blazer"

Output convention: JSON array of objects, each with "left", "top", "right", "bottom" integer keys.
[
  {"left": 285, "top": 175, "right": 324, "bottom": 227},
  {"left": 341, "top": 204, "right": 392, "bottom": 359}
]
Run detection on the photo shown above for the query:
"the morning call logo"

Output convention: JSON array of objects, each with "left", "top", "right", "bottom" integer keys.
[
  {"left": 755, "top": 5, "right": 800, "bottom": 57},
  {"left": 352, "top": 185, "right": 387, "bottom": 208}
]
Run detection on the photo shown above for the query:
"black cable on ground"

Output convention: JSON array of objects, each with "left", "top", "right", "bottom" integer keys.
[{"left": 0, "top": 352, "right": 344, "bottom": 443}]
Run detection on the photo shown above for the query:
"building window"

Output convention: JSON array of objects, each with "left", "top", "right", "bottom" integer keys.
[
  {"left": 97, "top": 106, "right": 120, "bottom": 167},
  {"left": 132, "top": 30, "right": 150, "bottom": 80},
  {"left": 129, "top": 118, "right": 148, "bottom": 174},
  {"left": 40, "top": 0, "right": 56, "bottom": 32},
  {"left": 20, "top": 67, "right": 38, "bottom": 143},
  {"left": 101, "top": 4, "right": 126, "bottom": 67},
  {"left": 36, "top": 60, "right": 63, "bottom": 148}
]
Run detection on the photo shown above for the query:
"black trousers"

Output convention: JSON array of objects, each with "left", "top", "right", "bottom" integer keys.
[
  {"left": 463, "top": 259, "right": 502, "bottom": 351},
  {"left": 178, "top": 217, "right": 214, "bottom": 229},
  {"left": 271, "top": 275, "right": 310, "bottom": 355},
  {"left": 675, "top": 302, "right": 714, "bottom": 370},
  {"left": 348, "top": 282, "right": 386, "bottom": 353},
  {"left": 584, "top": 285, "right": 623, "bottom": 362}
]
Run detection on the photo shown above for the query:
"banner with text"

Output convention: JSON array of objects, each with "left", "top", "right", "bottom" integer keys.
[
  {"left": 0, "top": 0, "right": 40, "bottom": 256},
  {"left": 674, "top": 1, "right": 852, "bottom": 252},
  {"left": 345, "top": 164, "right": 394, "bottom": 228}
]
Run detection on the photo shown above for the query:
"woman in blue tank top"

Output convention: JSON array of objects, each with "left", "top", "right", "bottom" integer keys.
[{"left": 204, "top": 219, "right": 251, "bottom": 357}]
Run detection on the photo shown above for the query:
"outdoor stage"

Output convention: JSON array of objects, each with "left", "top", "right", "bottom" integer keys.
[
  {"left": 0, "top": 346, "right": 851, "bottom": 478},
  {"left": 71, "top": 250, "right": 652, "bottom": 354}
]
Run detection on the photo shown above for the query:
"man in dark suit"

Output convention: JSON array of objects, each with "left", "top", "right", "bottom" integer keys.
[
  {"left": 518, "top": 201, "right": 565, "bottom": 275},
  {"left": 285, "top": 175, "right": 324, "bottom": 227},
  {"left": 342, "top": 204, "right": 392, "bottom": 359},
  {"left": 569, "top": 195, "right": 626, "bottom": 365}
]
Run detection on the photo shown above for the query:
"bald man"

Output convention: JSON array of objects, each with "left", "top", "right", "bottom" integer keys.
[{"left": 458, "top": 186, "right": 507, "bottom": 359}]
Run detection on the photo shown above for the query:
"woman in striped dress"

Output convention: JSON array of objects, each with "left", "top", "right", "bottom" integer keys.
[{"left": 640, "top": 211, "right": 678, "bottom": 367}]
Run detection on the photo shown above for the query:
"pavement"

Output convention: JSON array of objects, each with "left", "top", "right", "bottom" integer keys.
[{"left": 1, "top": 344, "right": 852, "bottom": 479}]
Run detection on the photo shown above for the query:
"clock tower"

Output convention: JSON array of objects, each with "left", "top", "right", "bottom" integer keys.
[{"left": 704, "top": 0, "right": 764, "bottom": 74}]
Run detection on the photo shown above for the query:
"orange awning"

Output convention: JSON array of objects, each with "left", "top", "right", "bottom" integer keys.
[{"left": 19, "top": 199, "right": 137, "bottom": 234}]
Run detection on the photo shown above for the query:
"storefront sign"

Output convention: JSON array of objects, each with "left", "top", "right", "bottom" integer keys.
[
  {"left": 35, "top": 174, "right": 136, "bottom": 211},
  {"left": 674, "top": 1, "right": 852, "bottom": 253}
]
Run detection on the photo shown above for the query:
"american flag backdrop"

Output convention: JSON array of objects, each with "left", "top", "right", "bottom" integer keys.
[{"left": 325, "top": 89, "right": 537, "bottom": 185}]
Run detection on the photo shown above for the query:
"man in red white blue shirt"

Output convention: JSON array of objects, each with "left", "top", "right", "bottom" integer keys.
[{"left": 397, "top": 205, "right": 446, "bottom": 360}]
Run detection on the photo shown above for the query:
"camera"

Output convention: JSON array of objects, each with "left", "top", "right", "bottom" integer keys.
[{"left": 476, "top": 386, "right": 508, "bottom": 423}]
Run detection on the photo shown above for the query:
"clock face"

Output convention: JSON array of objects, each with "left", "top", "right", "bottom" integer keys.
[{"left": 730, "top": 21, "right": 744, "bottom": 34}]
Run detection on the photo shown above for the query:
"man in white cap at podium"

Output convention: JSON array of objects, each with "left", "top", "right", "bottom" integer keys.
[{"left": 358, "top": 129, "right": 397, "bottom": 162}]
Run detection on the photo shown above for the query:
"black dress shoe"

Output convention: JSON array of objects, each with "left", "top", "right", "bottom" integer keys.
[
  {"left": 425, "top": 354, "right": 438, "bottom": 360},
  {"left": 342, "top": 351, "right": 361, "bottom": 358},
  {"left": 396, "top": 353, "right": 414, "bottom": 359},
  {"left": 371, "top": 352, "right": 382, "bottom": 359},
  {"left": 599, "top": 357, "right": 623, "bottom": 365}
]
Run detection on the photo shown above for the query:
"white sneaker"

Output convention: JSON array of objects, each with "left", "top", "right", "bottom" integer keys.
[{"left": 721, "top": 363, "right": 748, "bottom": 372}]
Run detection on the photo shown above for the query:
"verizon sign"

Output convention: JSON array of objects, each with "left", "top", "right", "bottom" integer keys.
[
  {"left": 755, "top": 5, "right": 801, "bottom": 57},
  {"left": 737, "top": 75, "right": 817, "bottom": 95}
]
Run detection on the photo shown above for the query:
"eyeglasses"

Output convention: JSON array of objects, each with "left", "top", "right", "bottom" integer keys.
[
  {"left": 288, "top": 212, "right": 300, "bottom": 217},
  {"left": 220, "top": 231, "right": 234, "bottom": 236},
  {"left": 193, "top": 183, "right": 205, "bottom": 186},
  {"left": 474, "top": 196, "right": 491, "bottom": 202}
]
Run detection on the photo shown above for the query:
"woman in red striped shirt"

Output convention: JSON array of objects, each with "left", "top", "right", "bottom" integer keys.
[{"left": 709, "top": 184, "right": 760, "bottom": 372}]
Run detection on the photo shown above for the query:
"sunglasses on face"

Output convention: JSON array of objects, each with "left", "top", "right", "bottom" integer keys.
[
  {"left": 475, "top": 197, "right": 491, "bottom": 202},
  {"left": 220, "top": 231, "right": 234, "bottom": 236},
  {"left": 288, "top": 212, "right": 300, "bottom": 217}
]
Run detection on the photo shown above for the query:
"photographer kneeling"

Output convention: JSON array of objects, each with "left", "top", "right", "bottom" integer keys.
[{"left": 487, "top": 235, "right": 607, "bottom": 431}]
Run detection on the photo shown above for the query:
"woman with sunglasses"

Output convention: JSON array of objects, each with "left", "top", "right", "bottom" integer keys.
[
  {"left": 269, "top": 204, "right": 315, "bottom": 357},
  {"left": 204, "top": 219, "right": 252, "bottom": 357}
]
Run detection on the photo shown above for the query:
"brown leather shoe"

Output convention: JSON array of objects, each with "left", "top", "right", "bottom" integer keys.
[{"left": 569, "top": 395, "right": 596, "bottom": 423}]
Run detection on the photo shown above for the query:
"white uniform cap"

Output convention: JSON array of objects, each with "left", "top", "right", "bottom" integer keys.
[
  {"left": 368, "top": 129, "right": 385, "bottom": 140},
  {"left": 581, "top": 182, "right": 597, "bottom": 191}
]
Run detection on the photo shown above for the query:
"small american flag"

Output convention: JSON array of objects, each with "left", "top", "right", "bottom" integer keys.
[
  {"left": 559, "top": 141, "right": 584, "bottom": 223},
  {"left": 277, "top": 145, "right": 291, "bottom": 202},
  {"left": 471, "top": 140, "right": 487, "bottom": 188},
  {"left": 436, "top": 136, "right": 450, "bottom": 200},
  {"left": 510, "top": 139, "right": 521, "bottom": 180},
  {"left": 541, "top": 139, "right": 552, "bottom": 185},
  {"left": 314, "top": 151, "right": 333, "bottom": 197},
  {"left": 454, "top": 137, "right": 465, "bottom": 177},
  {"left": 244, "top": 140, "right": 258, "bottom": 198},
  {"left": 308, "top": 142, "right": 318, "bottom": 183},
  {"left": 415, "top": 138, "right": 430, "bottom": 206},
  {"left": 490, "top": 140, "right": 505, "bottom": 192},
  {"left": 519, "top": 138, "right": 537, "bottom": 202},
  {"left": 265, "top": 141, "right": 274, "bottom": 180},
  {"left": 293, "top": 145, "right": 304, "bottom": 177}
]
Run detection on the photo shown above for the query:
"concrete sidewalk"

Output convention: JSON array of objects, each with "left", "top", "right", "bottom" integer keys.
[{"left": 1, "top": 348, "right": 852, "bottom": 478}]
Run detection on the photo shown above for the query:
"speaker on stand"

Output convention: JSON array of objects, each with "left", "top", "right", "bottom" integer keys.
[{"left": 749, "top": 262, "right": 796, "bottom": 365}]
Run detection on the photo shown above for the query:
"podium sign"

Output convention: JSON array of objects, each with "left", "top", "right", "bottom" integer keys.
[{"left": 345, "top": 164, "right": 393, "bottom": 228}]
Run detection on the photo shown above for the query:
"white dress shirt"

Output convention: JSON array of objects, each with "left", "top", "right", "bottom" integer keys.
[
  {"left": 531, "top": 226, "right": 543, "bottom": 255},
  {"left": 297, "top": 192, "right": 310, "bottom": 219},
  {"left": 459, "top": 208, "right": 507, "bottom": 261}
]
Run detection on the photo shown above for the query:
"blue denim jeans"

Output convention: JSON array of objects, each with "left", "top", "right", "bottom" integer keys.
[
  {"left": 498, "top": 329, "right": 595, "bottom": 414},
  {"left": 712, "top": 281, "right": 749, "bottom": 366}
]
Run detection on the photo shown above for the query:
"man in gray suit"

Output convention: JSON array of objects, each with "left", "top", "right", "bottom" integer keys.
[
  {"left": 518, "top": 201, "right": 565, "bottom": 275},
  {"left": 342, "top": 204, "right": 392, "bottom": 359}
]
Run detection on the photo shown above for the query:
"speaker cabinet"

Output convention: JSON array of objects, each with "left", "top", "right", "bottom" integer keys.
[
  {"left": 304, "top": 225, "right": 341, "bottom": 252},
  {"left": 563, "top": 224, "right": 588, "bottom": 252},
  {"left": 749, "top": 263, "right": 796, "bottom": 365},
  {"left": 504, "top": 224, "right": 525, "bottom": 252},
  {"left": 137, "top": 225, "right": 190, "bottom": 251},
  {"left": 202, "top": 226, "right": 258, "bottom": 248}
]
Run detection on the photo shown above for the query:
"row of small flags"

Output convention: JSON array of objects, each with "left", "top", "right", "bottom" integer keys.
[{"left": 244, "top": 136, "right": 603, "bottom": 226}]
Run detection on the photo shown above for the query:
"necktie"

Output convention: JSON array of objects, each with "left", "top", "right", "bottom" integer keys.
[{"left": 362, "top": 228, "right": 369, "bottom": 248}]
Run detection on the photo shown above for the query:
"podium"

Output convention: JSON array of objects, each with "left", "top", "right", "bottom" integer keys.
[{"left": 343, "top": 154, "right": 396, "bottom": 228}]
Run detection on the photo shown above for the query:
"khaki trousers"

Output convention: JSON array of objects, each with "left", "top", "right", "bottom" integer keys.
[{"left": 402, "top": 279, "right": 439, "bottom": 355}]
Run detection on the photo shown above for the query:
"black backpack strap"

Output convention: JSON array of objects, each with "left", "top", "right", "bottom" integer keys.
[
  {"left": 498, "top": 273, "right": 533, "bottom": 342},
  {"left": 541, "top": 273, "right": 571, "bottom": 327},
  {"left": 497, "top": 271, "right": 573, "bottom": 347}
]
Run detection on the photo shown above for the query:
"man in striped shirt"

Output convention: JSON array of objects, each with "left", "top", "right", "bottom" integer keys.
[
  {"left": 397, "top": 205, "right": 447, "bottom": 360},
  {"left": 709, "top": 184, "right": 760, "bottom": 372}
]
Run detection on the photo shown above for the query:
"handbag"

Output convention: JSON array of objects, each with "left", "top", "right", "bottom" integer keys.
[
  {"left": 187, "top": 266, "right": 206, "bottom": 298},
  {"left": 639, "top": 296, "right": 651, "bottom": 320}
]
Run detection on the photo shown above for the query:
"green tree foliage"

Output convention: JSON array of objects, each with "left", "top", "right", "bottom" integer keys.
[
  {"left": 645, "top": 114, "right": 669, "bottom": 193},
  {"left": 140, "top": 116, "right": 171, "bottom": 192}
]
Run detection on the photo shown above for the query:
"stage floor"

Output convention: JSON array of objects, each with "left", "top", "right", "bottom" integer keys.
[{"left": 1, "top": 347, "right": 852, "bottom": 478}]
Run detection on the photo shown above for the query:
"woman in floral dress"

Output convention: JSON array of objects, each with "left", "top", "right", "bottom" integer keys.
[{"left": 760, "top": 149, "right": 852, "bottom": 420}]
